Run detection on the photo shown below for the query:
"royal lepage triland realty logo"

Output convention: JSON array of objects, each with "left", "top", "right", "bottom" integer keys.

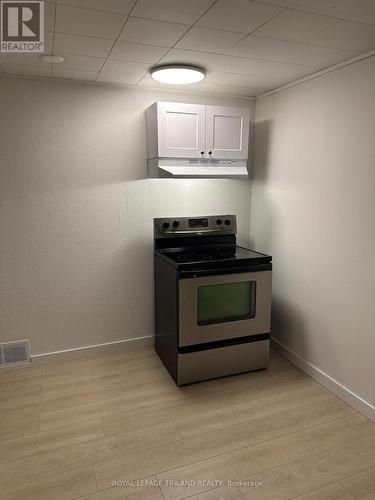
[{"left": 1, "top": 1, "right": 44, "bottom": 52}]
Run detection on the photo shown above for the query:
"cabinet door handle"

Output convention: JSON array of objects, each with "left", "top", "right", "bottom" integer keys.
[
  {"left": 208, "top": 151, "right": 212, "bottom": 155},
  {"left": 200, "top": 151, "right": 205, "bottom": 155}
]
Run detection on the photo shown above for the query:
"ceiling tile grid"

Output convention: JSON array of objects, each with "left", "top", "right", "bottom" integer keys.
[
  {"left": 292, "top": 0, "right": 375, "bottom": 26},
  {"left": 55, "top": 4, "right": 127, "bottom": 39},
  {"left": 109, "top": 41, "right": 169, "bottom": 64},
  {"left": 196, "top": 0, "right": 283, "bottom": 33},
  {"left": 55, "top": 0, "right": 136, "bottom": 16},
  {"left": 175, "top": 27, "right": 246, "bottom": 54},
  {"left": 118, "top": 17, "right": 190, "bottom": 47},
  {"left": 52, "top": 67, "right": 98, "bottom": 81},
  {"left": 53, "top": 33, "right": 114, "bottom": 58},
  {"left": 53, "top": 53, "right": 105, "bottom": 71},
  {"left": 226, "top": 35, "right": 360, "bottom": 66},
  {"left": 253, "top": 9, "right": 375, "bottom": 51},
  {"left": 131, "top": 0, "right": 217, "bottom": 25},
  {"left": 0, "top": 0, "right": 374, "bottom": 97}
]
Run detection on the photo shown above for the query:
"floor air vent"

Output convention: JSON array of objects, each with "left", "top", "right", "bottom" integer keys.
[{"left": 0, "top": 340, "right": 31, "bottom": 366}]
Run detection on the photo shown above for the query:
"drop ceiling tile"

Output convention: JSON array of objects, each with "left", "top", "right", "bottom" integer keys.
[
  {"left": 254, "top": 10, "right": 375, "bottom": 51},
  {"left": 119, "top": 17, "right": 189, "bottom": 47},
  {"left": 228, "top": 73, "right": 285, "bottom": 89},
  {"left": 136, "top": 74, "right": 253, "bottom": 96},
  {"left": 132, "top": 0, "right": 216, "bottom": 24},
  {"left": 217, "top": 84, "right": 263, "bottom": 96},
  {"left": 184, "top": 81, "right": 260, "bottom": 97},
  {"left": 110, "top": 41, "right": 168, "bottom": 63},
  {"left": 1, "top": 63, "right": 51, "bottom": 77},
  {"left": 98, "top": 59, "right": 148, "bottom": 84},
  {"left": 203, "top": 71, "right": 237, "bottom": 84},
  {"left": 54, "top": 33, "right": 114, "bottom": 58},
  {"left": 176, "top": 27, "right": 245, "bottom": 54},
  {"left": 53, "top": 53, "right": 105, "bottom": 71},
  {"left": 182, "top": 82, "right": 231, "bottom": 93},
  {"left": 196, "top": 0, "right": 283, "bottom": 34},
  {"left": 52, "top": 67, "right": 98, "bottom": 81},
  {"left": 292, "top": 0, "right": 375, "bottom": 26},
  {"left": 55, "top": 4, "right": 126, "bottom": 39},
  {"left": 208, "top": 54, "right": 314, "bottom": 79},
  {"left": 256, "top": 0, "right": 298, "bottom": 6},
  {"left": 56, "top": 0, "right": 135, "bottom": 15},
  {"left": 158, "top": 48, "right": 218, "bottom": 66},
  {"left": 228, "top": 34, "right": 358, "bottom": 66}
]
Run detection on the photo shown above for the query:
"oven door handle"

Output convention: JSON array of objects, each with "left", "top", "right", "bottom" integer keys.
[{"left": 179, "top": 263, "right": 272, "bottom": 278}]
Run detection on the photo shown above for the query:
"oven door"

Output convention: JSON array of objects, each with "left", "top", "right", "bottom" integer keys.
[{"left": 178, "top": 270, "right": 272, "bottom": 347}]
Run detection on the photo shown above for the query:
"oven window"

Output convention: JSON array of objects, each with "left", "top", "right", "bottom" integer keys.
[{"left": 197, "top": 281, "right": 256, "bottom": 326}]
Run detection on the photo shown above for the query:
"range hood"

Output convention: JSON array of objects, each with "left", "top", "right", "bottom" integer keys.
[{"left": 148, "top": 158, "right": 248, "bottom": 179}]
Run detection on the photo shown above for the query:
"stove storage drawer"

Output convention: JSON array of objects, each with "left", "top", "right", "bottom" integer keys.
[
  {"left": 178, "top": 270, "right": 272, "bottom": 347},
  {"left": 177, "top": 339, "right": 269, "bottom": 385}
]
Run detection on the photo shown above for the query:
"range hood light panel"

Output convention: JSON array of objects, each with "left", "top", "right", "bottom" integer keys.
[{"left": 148, "top": 159, "right": 248, "bottom": 178}]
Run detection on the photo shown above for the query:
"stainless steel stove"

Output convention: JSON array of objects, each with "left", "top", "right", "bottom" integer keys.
[{"left": 154, "top": 215, "right": 272, "bottom": 385}]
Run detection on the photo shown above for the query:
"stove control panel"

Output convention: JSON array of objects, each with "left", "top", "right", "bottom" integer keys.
[
  {"left": 188, "top": 218, "right": 208, "bottom": 228},
  {"left": 154, "top": 215, "right": 236, "bottom": 238}
]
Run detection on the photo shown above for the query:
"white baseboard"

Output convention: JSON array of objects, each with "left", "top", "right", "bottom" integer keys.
[
  {"left": 31, "top": 335, "right": 154, "bottom": 365},
  {"left": 271, "top": 338, "right": 375, "bottom": 423}
]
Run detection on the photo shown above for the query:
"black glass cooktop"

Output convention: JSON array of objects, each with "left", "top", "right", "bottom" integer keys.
[{"left": 158, "top": 246, "right": 271, "bottom": 266}]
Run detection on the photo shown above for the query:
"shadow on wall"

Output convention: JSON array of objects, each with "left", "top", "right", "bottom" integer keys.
[
  {"left": 271, "top": 296, "right": 308, "bottom": 356},
  {"left": 253, "top": 120, "right": 337, "bottom": 374},
  {"left": 251, "top": 120, "right": 273, "bottom": 183},
  {"left": 250, "top": 119, "right": 276, "bottom": 252},
  {"left": 251, "top": 120, "right": 302, "bottom": 359},
  {"left": 271, "top": 293, "right": 339, "bottom": 381}
]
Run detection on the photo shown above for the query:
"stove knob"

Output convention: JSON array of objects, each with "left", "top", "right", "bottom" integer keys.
[
  {"left": 216, "top": 218, "right": 222, "bottom": 225},
  {"left": 172, "top": 220, "right": 180, "bottom": 228},
  {"left": 224, "top": 219, "right": 231, "bottom": 226},
  {"left": 162, "top": 222, "right": 170, "bottom": 229}
]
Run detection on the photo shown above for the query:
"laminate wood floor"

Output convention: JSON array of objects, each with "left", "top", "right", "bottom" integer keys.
[{"left": 0, "top": 348, "right": 374, "bottom": 500}]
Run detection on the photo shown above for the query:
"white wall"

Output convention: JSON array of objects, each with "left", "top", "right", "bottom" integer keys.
[
  {"left": 250, "top": 56, "right": 375, "bottom": 412},
  {"left": 0, "top": 77, "right": 254, "bottom": 355}
]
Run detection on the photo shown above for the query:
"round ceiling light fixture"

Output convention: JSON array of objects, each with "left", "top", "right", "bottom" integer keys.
[
  {"left": 150, "top": 64, "right": 205, "bottom": 85},
  {"left": 41, "top": 55, "right": 64, "bottom": 64}
]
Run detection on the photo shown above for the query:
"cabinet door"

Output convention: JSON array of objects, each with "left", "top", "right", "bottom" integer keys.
[
  {"left": 157, "top": 102, "right": 205, "bottom": 158},
  {"left": 205, "top": 106, "right": 249, "bottom": 160}
]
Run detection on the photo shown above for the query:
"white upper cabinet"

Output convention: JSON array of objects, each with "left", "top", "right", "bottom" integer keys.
[
  {"left": 157, "top": 102, "right": 205, "bottom": 158},
  {"left": 146, "top": 102, "right": 205, "bottom": 159},
  {"left": 206, "top": 106, "right": 249, "bottom": 160},
  {"left": 146, "top": 101, "right": 250, "bottom": 160}
]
